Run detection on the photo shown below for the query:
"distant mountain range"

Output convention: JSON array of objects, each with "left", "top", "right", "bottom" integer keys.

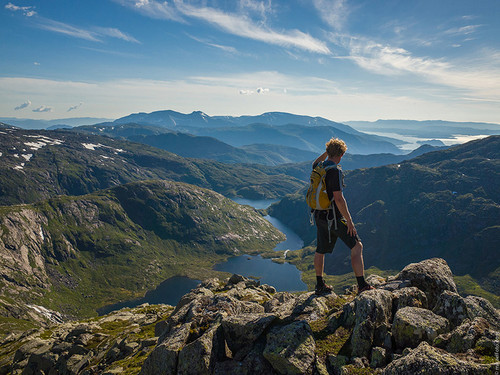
[
  {"left": 0, "top": 117, "right": 112, "bottom": 129},
  {"left": 268, "top": 136, "right": 500, "bottom": 294},
  {"left": 347, "top": 119, "right": 500, "bottom": 138}
]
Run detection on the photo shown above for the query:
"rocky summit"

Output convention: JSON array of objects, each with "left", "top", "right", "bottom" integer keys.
[{"left": 1, "top": 258, "right": 499, "bottom": 374}]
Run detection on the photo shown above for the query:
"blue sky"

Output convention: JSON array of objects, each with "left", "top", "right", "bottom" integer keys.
[{"left": 1, "top": 0, "right": 499, "bottom": 123}]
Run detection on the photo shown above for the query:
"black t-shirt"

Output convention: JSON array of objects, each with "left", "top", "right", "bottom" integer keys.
[{"left": 312, "top": 160, "right": 344, "bottom": 218}]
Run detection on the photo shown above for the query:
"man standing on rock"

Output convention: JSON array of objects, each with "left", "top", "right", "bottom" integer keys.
[{"left": 311, "top": 138, "right": 374, "bottom": 295}]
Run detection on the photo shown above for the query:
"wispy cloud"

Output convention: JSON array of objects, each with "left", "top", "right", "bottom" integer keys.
[
  {"left": 33, "top": 105, "right": 53, "bottom": 113},
  {"left": 93, "top": 27, "right": 141, "bottom": 43},
  {"left": 14, "top": 100, "right": 31, "bottom": 110},
  {"left": 5, "top": 2, "right": 37, "bottom": 17},
  {"left": 444, "top": 24, "right": 483, "bottom": 36},
  {"left": 68, "top": 102, "right": 84, "bottom": 112},
  {"left": 312, "top": 0, "right": 349, "bottom": 31},
  {"left": 187, "top": 34, "right": 239, "bottom": 54},
  {"left": 36, "top": 18, "right": 102, "bottom": 42},
  {"left": 114, "top": 0, "right": 184, "bottom": 22},
  {"left": 176, "top": 2, "right": 331, "bottom": 54},
  {"left": 335, "top": 36, "right": 500, "bottom": 101},
  {"left": 115, "top": 0, "right": 330, "bottom": 54}
]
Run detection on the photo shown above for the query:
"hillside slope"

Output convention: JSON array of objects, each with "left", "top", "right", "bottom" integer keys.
[
  {"left": 0, "top": 127, "right": 305, "bottom": 205},
  {"left": 268, "top": 136, "right": 500, "bottom": 289},
  {"left": 0, "top": 179, "right": 284, "bottom": 318}
]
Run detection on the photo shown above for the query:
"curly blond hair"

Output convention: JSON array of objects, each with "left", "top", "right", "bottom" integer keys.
[{"left": 325, "top": 138, "right": 347, "bottom": 158}]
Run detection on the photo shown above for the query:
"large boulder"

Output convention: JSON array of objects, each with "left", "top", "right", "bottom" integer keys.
[
  {"left": 222, "top": 313, "right": 276, "bottom": 355},
  {"left": 351, "top": 289, "right": 393, "bottom": 358},
  {"left": 177, "top": 324, "right": 224, "bottom": 375},
  {"left": 382, "top": 341, "right": 491, "bottom": 374},
  {"left": 432, "top": 290, "right": 469, "bottom": 328},
  {"left": 140, "top": 323, "right": 191, "bottom": 375},
  {"left": 263, "top": 321, "right": 316, "bottom": 374},
  {"left": 434, "top": 317, "right": 492, "bottom": 353},
  {"left": 392, "top": 307, "right": 450, "bottom": 349},
  {"left": 464, "top": 295, "right": 500, "bottom": 330},
  {"left": 394, "top": 258, "right": 457, "bottom": 309},
  {"left": 391, "top": 287, "right": 428, "bottom": 310}
]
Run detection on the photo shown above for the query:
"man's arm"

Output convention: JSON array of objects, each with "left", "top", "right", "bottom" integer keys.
[
  {"left": 333, "top": 190, "right": 357, "bottom": 236},
  {"left": 313, "top": 151, "right": 328, "bottom": 167}
]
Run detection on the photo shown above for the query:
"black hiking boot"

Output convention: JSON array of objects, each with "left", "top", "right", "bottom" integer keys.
[{"left": 315, "top": 283, "right": 333, "bottom": 295}]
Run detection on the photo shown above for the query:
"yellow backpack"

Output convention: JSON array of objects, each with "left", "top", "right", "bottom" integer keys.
[{"left": 306, "top": 161, "right": 336, "bottom": 210}]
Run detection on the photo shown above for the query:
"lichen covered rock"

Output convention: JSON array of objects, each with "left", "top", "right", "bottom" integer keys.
[
  {"left": 263, "top": 321, "right": 316, "bottom": 375},
  {"left": 392, "top": 307, "right": 450, "bottom": 349},
  {"left": 395, "top": 258, "right": 457, "bottom": 309},
  {"left": 382, "top": 341, "right": 491, "bottom": 374}
]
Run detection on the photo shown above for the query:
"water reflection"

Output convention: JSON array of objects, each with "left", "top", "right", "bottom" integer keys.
[
  {"left": 214, "top": 254, "right": 307, "bottom": 292},
  {"left": 97, "top": 276, "right": 200, "bottom": 315}
]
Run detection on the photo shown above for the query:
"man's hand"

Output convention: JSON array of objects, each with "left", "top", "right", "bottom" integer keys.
[{"left": 346, "top": 219, "right": 357, "bottom": 237}]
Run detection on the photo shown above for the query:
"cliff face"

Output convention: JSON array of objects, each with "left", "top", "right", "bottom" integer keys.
[
  {"left": 0, "top": 179, "right": 284, "bottom": 319},
  {"left": 2, "top": 258, "right": 498, "bottom": 374}
]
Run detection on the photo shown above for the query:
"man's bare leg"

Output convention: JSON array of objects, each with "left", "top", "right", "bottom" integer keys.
[
  {"left": 351, "top": 241, "right": 365, "bottom": 277},
  {"left": 314, "top": 252, "right": 325, "bottom": 276}
]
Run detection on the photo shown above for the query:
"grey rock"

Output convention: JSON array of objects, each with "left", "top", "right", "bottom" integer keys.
[
  {"left": 351, "top": 289, "right": 392, "bottom": 357},
  {"left": 432, "top": 290, "right": 469, "bottom": 328},
  {"left": 141, "top": 323, "right": 191, "bottom": 375},
  {"left": 464, "top": 295, "right": 500, "bottom": 330},
  {"left": 434, "top": 317, "right": 491, "bottom": 353},
  {"left": 327, "top": 354, "right": 348, "bottom": 375},
  {"left": 392, "top": 307, "right": 450, "bottom": 349},
  {"left": 382, "top": 341, "right": 490, "bottom": 374},
  {"left": 370, "top": 346, "right": 387, "bottom": 368},
  {"left": 377, "top": 279, "right": 411, "bottom": 292},
  {"left": 214, "top": 341, "right": 275, "bottom": 375},
  {"left": 263, "top": 321, "right": 315, "bottom": 374},
  {"left": 394, "top": 258, "right": 457, "bottom": 309},
  {"left": 177, "top": 323, "right": 224, "bottom": 375},
  {"left": 392, "top": 287, "right": 428, "bottom": 310},
  {"left": 222, "top": 313, "right": 276, "bottom": 355}
]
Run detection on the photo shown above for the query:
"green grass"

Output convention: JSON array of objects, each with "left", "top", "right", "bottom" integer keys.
[{"left": 454, "top": 274, "right": 500, "bottom": 308}]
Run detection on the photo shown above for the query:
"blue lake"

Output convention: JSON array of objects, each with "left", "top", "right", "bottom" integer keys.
[
  {"left": 97, "top": 276, "right": 201, "bottom": 316},
  {"left": 213, "top": 255, "right": 307, "bottom": 292},
  {"left": 98, "top": 198, "right": 307, "bottom": 314}
]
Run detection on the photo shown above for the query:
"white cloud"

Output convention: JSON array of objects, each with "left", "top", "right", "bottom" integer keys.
[
  {"left": 5, "top": 2, "right": 37, "bottom": 17},
  {"left": 336, "top": 36, "right": 500, "bottom": 101},
  {"left": 312, "top": 0, "right": 349, "bottom": 31},
  {"left": 14, "top": 100, "right": 31, "bottom": 110},
  {"left": 114, "top": 0, "right": 184, "bottom": 22},
  {"left": 175, "top": 2, "right": 331, "bottom": 55},
  {"left": 93, "top": 27, "right": 141, "bottom": 43},
  {"left": 33, "top": 105, "right": 53, "bottom": 113},
  {"left": 239, "top": 87, "right": 270, "bottom": 95},
  {"left": 68, "top": 102, "right": 84, "bottom": 112},
  {"left": 34, "top": 62, "right": 40, "bottom": 66},
  {"left": 33, "top": 17, "right": 139, "bottom": 43},
  {"left": 115, "top": 0, "right": 330, "bottom": 54},
  {"left": 2, "top": 74, "right": 499, "bottom": 123},
  {"left": 36, "top": 18, "right": 102, "bottom": 42},
  {"left": 444, "top": 24, "right": 482, "bottom": 36}
]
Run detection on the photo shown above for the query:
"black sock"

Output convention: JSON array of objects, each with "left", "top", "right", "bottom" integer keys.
[
  {"left": 316, "top": 276, "right": 324, "bottom": 286},
  {"left": 356, "top": 276, "right": 368, "bottom": 289}
]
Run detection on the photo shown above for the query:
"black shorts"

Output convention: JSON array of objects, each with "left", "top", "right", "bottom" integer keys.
[{"left": 314, "top": 210, "right": 361, "bottom": 254}]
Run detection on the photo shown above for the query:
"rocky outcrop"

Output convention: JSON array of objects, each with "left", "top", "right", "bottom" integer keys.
[
  {"left": 394, "top": 258, "right": 458, "bottom": 309},
  {"left": 1, "top": 258, "right": 499, "bottom": 374}
]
